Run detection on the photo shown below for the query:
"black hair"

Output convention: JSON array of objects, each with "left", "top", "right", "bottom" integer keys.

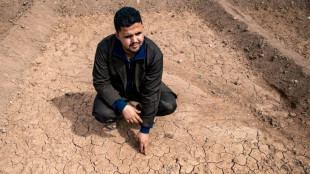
[{"left": 114, "top": 7, "right": 142, "bottom": 33}]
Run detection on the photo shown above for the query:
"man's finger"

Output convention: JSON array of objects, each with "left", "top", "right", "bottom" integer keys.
[
  {"left": 144, "top": 144, "right": 148, "bottom": 155},
  {"left": 131, "top": 117, "right": 138, "bottom": 124},
  {"left": 136, "top": 135, "right": 139, "bottom": 142},
  {"left": 140, "top": 143, "right": 144, "bottom": 154},
  {"left": 134, "top": 107, "right": 141, "bottom": 113},
  {"left": 136, "top": 116, "right": 143, "bottom": 123}
]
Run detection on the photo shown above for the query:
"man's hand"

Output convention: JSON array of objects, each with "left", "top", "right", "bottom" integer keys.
[
  {"left": 122, "top": 105, "right": 143, "bottom": 124},
  {"left": 136, "top": 132, "right": 149, "bottom": 155}
]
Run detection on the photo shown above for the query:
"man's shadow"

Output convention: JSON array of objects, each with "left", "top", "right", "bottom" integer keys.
[{"left": 52, "top": 92, "right": 140, "bottom": 151}]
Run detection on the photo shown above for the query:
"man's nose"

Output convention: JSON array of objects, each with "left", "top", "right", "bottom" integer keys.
[{"left": 131, "top": 35, "right": 137, "bottom": 43}]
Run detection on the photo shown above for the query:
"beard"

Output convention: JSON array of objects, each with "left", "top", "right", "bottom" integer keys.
[{"left": 128, "top": 41, "right": 141, "bottom": 53}]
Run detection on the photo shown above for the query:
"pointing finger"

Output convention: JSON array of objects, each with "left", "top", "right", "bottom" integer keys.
[
  {"left": 140, "top": 142, "right": 144, "bottom": 154},
  {"left": 144, "top": 144, "right": 148, "bottom": 155}
]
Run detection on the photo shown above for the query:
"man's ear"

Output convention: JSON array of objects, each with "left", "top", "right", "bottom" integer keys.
[{"left": 115, "top": 32, "right": 119, "bottom": 39}]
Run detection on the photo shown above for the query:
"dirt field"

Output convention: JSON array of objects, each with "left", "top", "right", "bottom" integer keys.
[{"left": 0, "top": 0, "right": 309, "bottom": 173}]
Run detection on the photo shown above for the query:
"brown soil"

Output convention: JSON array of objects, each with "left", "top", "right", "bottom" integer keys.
[
  {"left": 0, "top": 0, "right": 309, "bottom": 173},
  {"left": 227, "top": 0, "right": 310, "bottom": 60}
]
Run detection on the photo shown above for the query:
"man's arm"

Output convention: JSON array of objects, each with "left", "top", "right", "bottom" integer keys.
[
  {"left": 136, "top": 40, "right": 163, "bottom": 155},
  {"left": 140, "top": 44, "right": 163, "bottom": 128},
  {"left": 92, "top": 39, "right": 122, "bottom": 107}
]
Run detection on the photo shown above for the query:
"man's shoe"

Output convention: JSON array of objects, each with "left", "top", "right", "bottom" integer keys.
[
  {"left": 95, "top": 117, "right": 117, "bottom": 130},
  {"left": 104, "top": 121, "right": 117, "bottom": 130}
]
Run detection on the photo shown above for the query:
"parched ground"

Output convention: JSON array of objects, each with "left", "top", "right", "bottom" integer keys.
[{"left": 0, "top": 0, "right": 309, "bottom": 173}]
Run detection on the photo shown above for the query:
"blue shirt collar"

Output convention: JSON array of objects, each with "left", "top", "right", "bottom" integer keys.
[{"left": 113, "top": 39, "right": 146, "bottom": 61}]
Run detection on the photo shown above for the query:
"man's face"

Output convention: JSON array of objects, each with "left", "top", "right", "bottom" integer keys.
[{"left": 115, "top": 22, "right": 144, "bottom": 56}]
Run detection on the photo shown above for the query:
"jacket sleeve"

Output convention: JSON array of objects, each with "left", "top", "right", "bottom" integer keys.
[
  {"left": 140, "top": 46, "right": 163, "bottom": 127},
  {"left": 92, "top": 39, "right": 122, "bottom": 106}
]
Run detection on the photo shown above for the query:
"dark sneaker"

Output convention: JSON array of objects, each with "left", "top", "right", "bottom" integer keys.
[
  {"left": 104, "top": 121, "right": 117, "bottom": 130},
  {"left": 95, "top": 117, "right": 117, "bottom": 130}
]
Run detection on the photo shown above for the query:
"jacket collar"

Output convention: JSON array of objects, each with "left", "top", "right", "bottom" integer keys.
[{"left": 113, "top": 38, "right": 146, "bottom": 61}]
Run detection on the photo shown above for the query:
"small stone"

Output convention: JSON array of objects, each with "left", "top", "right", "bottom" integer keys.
[
  {"left": 17, "top": 92, "right": 22, "bottom": 98},
  {"left": 9, "top": 101, "right": 13, "bottom": 104},
  {"left": 288, "top": 113, "right": 297, "bottom": 117},
  {"left": 294, "top": 80, "right": 298, "bottom": 83},
  {"left": 164, "top": 133, "right": 173, "bottom": 139},
  {"left": 209, "top": 44, "right": 212, "bottom": 48},
  {"left": 0, "top": 128, "right": 7, "bottom": 133},
  {"left": 249, "top": 55, "right": 256, "bottom": 60},
  {"left": 270, "top": 55, "right": 278, "bottom": 61},
  {"left": 65, "top": 92, "right": 73, "bottom": 96},
  {"left": 40, "top": 46, "right": 46, "bottom": 52},
  {"left": 177, "top": 60, "right": 183, "bottom": 63}
]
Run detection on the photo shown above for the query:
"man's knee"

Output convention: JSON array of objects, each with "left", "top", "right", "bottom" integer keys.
[
  {"left": 166, "top": 99, "right": 177, "bottom": 114},
  {"left": 157, "top": 93, "right": 177, "bottom": 116},
  {"left": 92, "top": 96, "right": 118, "bottom": 122},
  {"left": 92, "top": 107, "right": 115, "bottom": 122}
]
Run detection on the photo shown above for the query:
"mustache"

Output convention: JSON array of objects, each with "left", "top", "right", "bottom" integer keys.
[{"left": 130, "top": 42, "right": 140, "bottom": 46}]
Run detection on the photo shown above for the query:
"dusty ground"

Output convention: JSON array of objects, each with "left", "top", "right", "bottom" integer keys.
[{"left": 0, "top": 0, "right": 309, "bottom": 173}]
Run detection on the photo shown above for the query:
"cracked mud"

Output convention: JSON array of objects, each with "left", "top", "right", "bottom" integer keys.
[{"left": 0, "top": 0, "right": 309, "bottom": 173}]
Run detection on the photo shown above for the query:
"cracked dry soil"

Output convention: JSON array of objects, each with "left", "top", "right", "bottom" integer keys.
[{"left": 0, "top": 0, "right": 309, "bottom": 173}]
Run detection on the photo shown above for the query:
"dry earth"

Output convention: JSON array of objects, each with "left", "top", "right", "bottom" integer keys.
[{"left": 0, "top": 0, "right": 309, "bottom": 173}]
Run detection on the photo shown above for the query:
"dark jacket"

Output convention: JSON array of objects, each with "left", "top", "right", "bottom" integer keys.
[{"left": 93, "top": 34, "right": 170, "bottom": 127}]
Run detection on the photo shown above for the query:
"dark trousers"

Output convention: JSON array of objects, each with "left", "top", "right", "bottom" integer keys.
[{"left": 92, "top": 92, "right": 177, "bottom": 123}]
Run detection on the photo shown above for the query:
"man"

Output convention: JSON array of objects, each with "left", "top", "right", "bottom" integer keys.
[{"left": 92, "top": 7, "right": 177, "bottom": 155}]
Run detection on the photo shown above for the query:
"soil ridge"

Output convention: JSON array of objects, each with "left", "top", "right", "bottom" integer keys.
[
  {"left": 0, "top": 1, "right": 58, "bottom": 121},
  {"left": 195, "top": 0, "right": 310, "bottom": 115}
]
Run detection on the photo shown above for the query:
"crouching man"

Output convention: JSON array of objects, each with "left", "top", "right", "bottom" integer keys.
[{"left": 92, "top": 7, "right": 177, "bottom": 155}]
